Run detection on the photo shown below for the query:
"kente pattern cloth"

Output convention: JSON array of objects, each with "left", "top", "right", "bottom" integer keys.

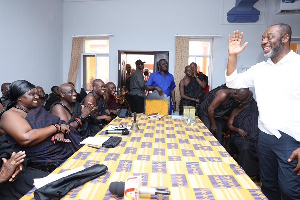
[
  {"left": 22, "top": 115, "right": 266, "bottom": 200},
  {"left": 198, "top": 84, "right": 236, "bottom": 118},
  {"left": 179, "top": 77, "right": 206, "bottom": 115},
  {"left": 51, "top": 101, "right": 102, "bottom": 139},
  {"left": 5, "top": 106, "right": 81, "bottom": 171},
  {"left": 230, "top": 99, "right": 260, "bottom": 176}
]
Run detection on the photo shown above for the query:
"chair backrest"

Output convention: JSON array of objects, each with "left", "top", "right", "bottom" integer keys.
[{"left": 145, "top": 91, "right": 169, "bottom": 115}]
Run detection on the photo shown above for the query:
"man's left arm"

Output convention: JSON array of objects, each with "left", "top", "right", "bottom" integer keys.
[{"left": 288, "top": 147, "right": 300, "bottom": 175}]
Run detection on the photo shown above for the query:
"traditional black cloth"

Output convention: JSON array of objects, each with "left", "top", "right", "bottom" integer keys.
[
  {"left": 4, "top": 106, "right": 82, "bottom": 173},
  {"left": 0, "top": 139, "right": 48, "bottom": 200},
  {"left": 197, "top": 84, "right": 237, "bottom": 143},
  {"left": 230, "top": 99, "right": 259, "bottom": 176},
  {"left": 82, "top": 92, "right": 111, "bottom": 129},
  {"left": 44, "top": 93, "right": 60, "bottom": 111},
  {"left": 51, "top": 101, "right": 102, "bottom": 139},
  {"left": 198, "top": 84, "right": 236, "bottom": 118},
  {"left": 179, "top": 77, "right": 206, "bottom": 115}
]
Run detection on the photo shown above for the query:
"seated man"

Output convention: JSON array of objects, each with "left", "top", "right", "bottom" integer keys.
[
  {"left": 51, "top": 83, "right": 97, "bottom": 139},
  {"left": 1, "top": 83, "right": 10, "bottom": 108},
  {"left": 104, "top": 82, "right": 125, "bottom": 117},
  {"left": 146, "top": 59, "right": 176, "bottom": 114},
  {"left": 197, "top": 85, "right": 247, "bottom": 143},
  {"left": 227, "top": 90, "right": 259, "bottom": 177},
  {"left": 36, "top": 86, "right": 46, "bottom": 107},
  {"left": 83, "top": 79, "right": 112, "bottom": 127},
  {"left": 0, "top": 80, "right": 82, "bottom": 173},
  {"left": 44, "top": 85, "right": 60, "bottom": 111},
  {"left": 0, "top": 101, "right": 3, "bottom": 112},
  {"left": 0, "top": 139, "right": 48, "bottom": 200},
  {"left": 179, "top": 65, "right": 206, "bottom": 115}
]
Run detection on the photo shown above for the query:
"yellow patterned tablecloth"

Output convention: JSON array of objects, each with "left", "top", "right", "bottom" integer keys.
[{"left": 21, "top": 115, "right": 267, "bottom": 200}]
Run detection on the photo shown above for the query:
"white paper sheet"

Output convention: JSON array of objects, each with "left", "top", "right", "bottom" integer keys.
[{"left": 80, "top": 136, "right": 110, "bottom": 146}]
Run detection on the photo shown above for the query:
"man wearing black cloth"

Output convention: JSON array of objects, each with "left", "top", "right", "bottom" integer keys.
[
  {"left": 197, "top": 85, "right": 246, "bottom": 143},
  {"left": 83, "top": 79, "right": 112, "bottom": 126},
  {"left": 51, "top": 83, "right": 97, "bottom": 139},
  {"left": 179, "top": 65, "right": 207, "bottom": 115},
  {"left": 1, "top": 83, "right": 10, "bottom": 108},
  {"left": 227, "top": 90, "right": 259, "bottom": 177}
]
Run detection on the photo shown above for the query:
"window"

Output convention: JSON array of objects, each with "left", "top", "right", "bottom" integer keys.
[
  {"left": 82, "top": 39, "right": 109, "bottom": 91},
  {"left": 188, "top": 39, "right": 213, "bottom": 87}
]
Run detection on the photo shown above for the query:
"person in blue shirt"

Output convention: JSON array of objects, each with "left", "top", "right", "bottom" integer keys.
[{"left": 145, "top": 59, "right": 176, "bottom": 114}]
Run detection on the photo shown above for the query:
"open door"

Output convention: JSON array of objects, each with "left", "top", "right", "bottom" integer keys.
[
  {"left": 117, "top": 51, "right": 169, "bottom": 90},
  {"left": 118, "top": 51, "right": 127, "bottom": 91}
]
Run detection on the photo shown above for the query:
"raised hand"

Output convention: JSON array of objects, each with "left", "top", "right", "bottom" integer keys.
[{"left": 228, "top": 30, "right": 248, "bottom": 56}]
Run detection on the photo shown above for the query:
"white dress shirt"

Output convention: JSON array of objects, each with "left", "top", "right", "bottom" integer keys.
[{"left": 226, "top": 51, "right": 300, "bottom": 141}]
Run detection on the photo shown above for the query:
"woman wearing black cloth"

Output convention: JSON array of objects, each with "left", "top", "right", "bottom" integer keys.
[{"left": 0, "top": 80, "right": 82, "bottom": 173}]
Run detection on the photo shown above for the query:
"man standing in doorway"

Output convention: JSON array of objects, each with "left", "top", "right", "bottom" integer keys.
[
  {"left": 129, "top": 59, "right": 146, "bottom": 113},
  {"left": 146, "top": 59, "right": 176, "bottom": 114},
  {"left": 225, "top": 23, "right": 300, "bottom": 200}
]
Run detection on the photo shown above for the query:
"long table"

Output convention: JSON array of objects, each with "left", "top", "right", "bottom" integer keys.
[{"left": 21, "top": 114, "right": 267, "bottom": 200}]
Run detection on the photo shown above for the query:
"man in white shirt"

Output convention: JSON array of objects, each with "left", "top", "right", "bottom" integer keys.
[{"left": 225, "top": 23, "right": 300, "bottom": 200}]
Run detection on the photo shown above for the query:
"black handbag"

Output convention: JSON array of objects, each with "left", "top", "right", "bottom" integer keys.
[{"left": 34, "top": 164, "right": 108, "bottom": 200}]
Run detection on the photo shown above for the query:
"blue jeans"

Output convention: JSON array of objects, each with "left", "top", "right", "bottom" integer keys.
[{"left": 258, "top": 130, "right": 300, "bottom": 200}]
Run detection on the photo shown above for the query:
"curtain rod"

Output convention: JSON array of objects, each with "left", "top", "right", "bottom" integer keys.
[
  {"left": 175, "top": 34, "right": 222, "bottom": 37},
  {"left": 72, "top": 34, "right": 113, "bottom": 37}
]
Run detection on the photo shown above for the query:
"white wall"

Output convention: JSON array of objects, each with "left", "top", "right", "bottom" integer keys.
[
  {"left": 63, "top": 0, "right": 300, "bottom": 90},
  {"left": 0, "top": 0, "right": 299, "bottom": 92},
  {"left": 0, "top": 0, "right": 63, "bottom": 93}
]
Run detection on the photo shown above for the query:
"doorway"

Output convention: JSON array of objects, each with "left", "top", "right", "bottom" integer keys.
[{"left": 117, "top": 51, "right": 169, "bottom": 90}]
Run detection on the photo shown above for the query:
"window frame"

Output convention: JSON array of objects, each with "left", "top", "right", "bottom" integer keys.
[
  {"left": 188, "top": 38, "right": 214, "bottom": 89},
  {"left": 80, "top": 38, "right": 109, "bottom": 91}
]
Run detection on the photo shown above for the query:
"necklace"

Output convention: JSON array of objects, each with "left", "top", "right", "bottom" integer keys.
[{"left": 15, "top": 106, "right": 28, "bottom": 113}]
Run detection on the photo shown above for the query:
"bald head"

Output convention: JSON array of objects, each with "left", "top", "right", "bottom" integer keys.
[
  {"left": 106, "top": 82, "right": 116, "bottom": 96},
  {"left": 236, "top": 88, "right": 250, "bottom": 102},
  {"left": 59, "top": 83, "right": 77, "bottom": 103},
  {"left": 92, "top": 79, "right": 106, "bottom": 96}
]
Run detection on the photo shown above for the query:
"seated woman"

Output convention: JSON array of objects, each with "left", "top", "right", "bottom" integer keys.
[
  {"left": 0, "top": 139, "right": 48, "bottom": 200},
  {"left": 0, "top": 80, "right": 82, "bottom": 173}
]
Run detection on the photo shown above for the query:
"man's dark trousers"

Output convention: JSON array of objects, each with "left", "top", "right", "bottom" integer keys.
[{"left": 258, "top": 130, "right": 300, "bottom": 200}]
